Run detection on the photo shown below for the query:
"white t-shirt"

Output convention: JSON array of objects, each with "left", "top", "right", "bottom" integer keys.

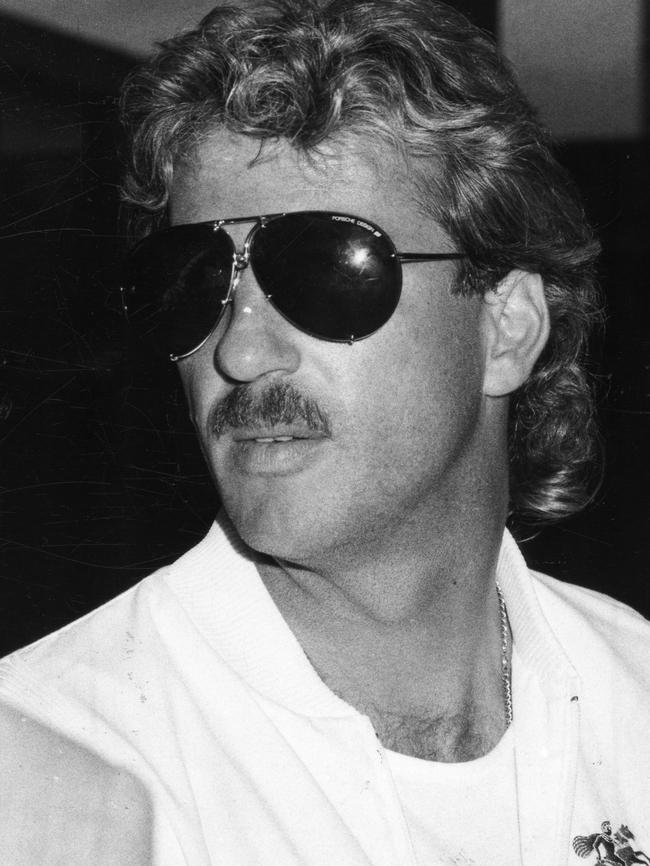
[
  {"left": 388, "top": 721, "right": 519, "bottom": 866},
  {"left": 1, "top": 517, "right": 650, "bottom": 865}
]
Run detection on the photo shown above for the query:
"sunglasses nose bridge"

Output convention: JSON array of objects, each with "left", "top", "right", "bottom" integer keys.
[
  {"left": 214, "top": 220, "right": 254, "bottom": 309},
  {"left": 229, "top": 220, "right": 259, "bottom": 280},
  {"left": 227, "top": 236, "right": 253, "bottom": 305},
  {"left": 234, "top": 250, "right": 249, "bottom": 272}
]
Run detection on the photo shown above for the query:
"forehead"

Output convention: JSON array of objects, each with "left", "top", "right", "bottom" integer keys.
[{"left": 169, "top": 130, "right": 445, "bottom": 249}]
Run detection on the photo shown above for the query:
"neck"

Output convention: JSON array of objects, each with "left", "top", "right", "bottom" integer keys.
[{"left": 257, "top": 487, "right": 510, "bottom": 762}]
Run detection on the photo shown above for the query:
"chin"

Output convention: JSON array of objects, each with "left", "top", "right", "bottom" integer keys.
[{"left": 223, "top": 495, "right": 319, "bottom": 563}]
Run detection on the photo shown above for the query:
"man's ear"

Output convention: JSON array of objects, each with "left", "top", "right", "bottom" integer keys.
[{"left": 481, "top": 270, "right": 550, "bottom": 397}]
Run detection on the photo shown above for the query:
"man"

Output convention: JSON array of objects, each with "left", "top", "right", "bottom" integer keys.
[{"left": 1, "top": 1, "right": 648, "bottom": 864}]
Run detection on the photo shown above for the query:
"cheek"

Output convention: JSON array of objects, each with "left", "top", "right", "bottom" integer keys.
[
  {"left": 341, "top": 301, "right": 485, "bottom": 468},
  {"left": 363, "top": 295, "right": 482, "bottom": 407},
  {"left": 176, "top": 357, "right": 213, "bottom": 434},
  {"left": 175, "top": 312, "right": 234, "bottom": 430},
  {"left": 415, "top": 294, "right": 485, "bottom": 409}
]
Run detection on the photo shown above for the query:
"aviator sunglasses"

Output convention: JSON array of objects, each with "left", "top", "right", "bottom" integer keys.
[{"left": 121, "top": 210, "right": 466, "bottom": 361}]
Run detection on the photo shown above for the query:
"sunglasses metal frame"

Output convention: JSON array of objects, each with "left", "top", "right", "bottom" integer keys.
[{"left": 122, "top": 210, "right": 466, "bottom": 361}]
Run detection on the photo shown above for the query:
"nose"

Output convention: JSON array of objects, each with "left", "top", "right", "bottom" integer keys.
[{"left": 214, "top": 264, "right": 301, "bottom": 383}]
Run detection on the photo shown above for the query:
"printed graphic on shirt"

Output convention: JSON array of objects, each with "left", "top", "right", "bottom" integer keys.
[{"left": 572, "top": 821, "right": 650, "bottom": 865}]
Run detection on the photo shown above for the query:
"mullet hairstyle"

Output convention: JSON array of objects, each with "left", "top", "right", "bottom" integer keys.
[{"left": 120, "top": 0, "right": 603, "bottom": 526}]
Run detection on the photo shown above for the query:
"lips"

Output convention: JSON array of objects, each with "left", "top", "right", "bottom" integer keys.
[
  {"left": 228, "top": 427, "right": 329, "bottom": 475},
  {"left": 251, "top": 435, "right": 302, "bottom": 443},
  {"left": 232, "top": 425, "right": 326, "bottom": 443}
]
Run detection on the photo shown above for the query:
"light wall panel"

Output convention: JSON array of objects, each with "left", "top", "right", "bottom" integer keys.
[{"left": 500, "top": 0, "right": 644, "bottom": 139}]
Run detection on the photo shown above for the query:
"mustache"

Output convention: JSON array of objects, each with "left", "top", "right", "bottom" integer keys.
[{"left": 209, "top": 381, "right": 332, "bottom": 438}]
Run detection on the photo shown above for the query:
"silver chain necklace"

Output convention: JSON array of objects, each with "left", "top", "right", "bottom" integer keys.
[{"left": 495, "top": 581, "right": 513, "bottom": 727}]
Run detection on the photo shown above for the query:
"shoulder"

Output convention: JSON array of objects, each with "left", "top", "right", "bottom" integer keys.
[
  {"left": 0, "top": 523, "right": 227, "bottom": 707},
  {"left": 0, "top": 700, "right": 152, "bottom": 865},
  {"left": 530, "top": 568, "right": 650, "bottom": 687},
  {"left": 0, "top": 517, "right": 259, "bottom": 727},
  {"left": 0, "top": 521, "right": 231, "bottom": 676},
  {"left": 1, "top": 565, "right": 172, "bottom": 681}
]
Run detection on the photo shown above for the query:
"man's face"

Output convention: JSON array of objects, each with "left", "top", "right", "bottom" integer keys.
[{"left": 170, "top": 132, "right": 489, "bottom": 567}]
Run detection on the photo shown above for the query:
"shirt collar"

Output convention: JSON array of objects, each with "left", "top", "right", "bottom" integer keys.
[{"left": 163, "top": 514, "right": 577, "bottom": 715}]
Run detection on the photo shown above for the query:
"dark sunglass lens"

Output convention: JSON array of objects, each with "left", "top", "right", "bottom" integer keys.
[
  {"left": 122, "top": 225, "right": 233, "bottom": 357},
  {"left": 250, "top": 213, "right": 401, "bottom": 341}
]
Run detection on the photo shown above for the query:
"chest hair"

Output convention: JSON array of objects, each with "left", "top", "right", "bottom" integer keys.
[{"left": 363, "top": 701, "right": 501, "bottom": 763}]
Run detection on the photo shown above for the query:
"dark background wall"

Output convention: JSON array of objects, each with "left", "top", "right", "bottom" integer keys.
[{"left": 0, "top": 2, "right": 648, "bottom": 655}]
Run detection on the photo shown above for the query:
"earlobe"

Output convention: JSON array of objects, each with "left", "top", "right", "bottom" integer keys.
[{"left": 481, "top": 270, "right": 550, "bottom": 397}]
